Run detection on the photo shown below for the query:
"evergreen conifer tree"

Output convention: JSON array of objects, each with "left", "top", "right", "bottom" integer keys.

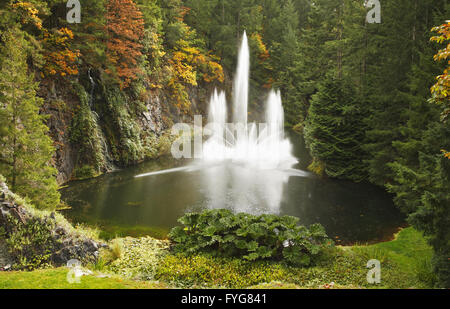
[
  {"left": 0, "top": 27, "right": 60, "bottom": 210},
  {"left": 304, "top": 74, "right": 366, "bottom": 181}
]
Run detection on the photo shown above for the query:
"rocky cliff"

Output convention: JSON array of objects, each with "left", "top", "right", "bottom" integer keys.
[
  {"left": 0, "top": 179, "right": 105, "bottom": 270},
  {"left": 39, "top": 70, "right": 220, "bottom": 184}
]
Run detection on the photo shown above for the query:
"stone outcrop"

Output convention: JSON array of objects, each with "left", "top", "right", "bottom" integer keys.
[
  {"left": 0, "top": 180, "right": 106, "bottom": 269},
  {"left": 39, "top": 74, "right": 217, "bottom": 184}
]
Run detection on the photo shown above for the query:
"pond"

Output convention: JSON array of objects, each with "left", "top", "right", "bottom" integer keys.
[{"left": 60, "top": 132, "right": 406, "bottom": 245}]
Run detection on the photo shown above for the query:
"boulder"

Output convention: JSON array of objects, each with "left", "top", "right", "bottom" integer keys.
[{"left": 0, "top": 180, "right": 105, "bottom": 268}]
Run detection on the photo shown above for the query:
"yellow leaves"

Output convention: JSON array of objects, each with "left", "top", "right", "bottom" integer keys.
[
  {"left": 430, "top": 22, "right": 450, "bottom": 105},
  {"left": 42, "top": 28, "right": 80, "bottom": 78},
  {"left": 149, "top": 83, "right": 162, "bottom": 90},
  {"left": 431, "top": 22, "right": 450, "bottom": 40},
  {"left": 441, "top": 150, "right": 450, "bottom": 159},
  {"left": 11, "top": 2, "right": 38, "bottom": 15},
  {"left": 182, "top": 46, "right": 201, "bottom": 56},
  {"left": 169, "top": 51, "right": 197, "bottom": 86},
  {"left": 203, "top": 61, "right": 224, "bottom": 83},
  {"left": 251, "top": 33, "right": 270, "bottom": 62},
  {"left": 58, "top": 28, "right": 74, "bottom": 40},
  {"left": 10, "top": 2, "right": 42, "bottom": 30},
  {"left": 168, "top": 82, "right": 191, "bottom": 114},
  {"left": 166, "top": 43, "right": 224, "bottom": 113},
  {"left": 168, "top": 45, "right": 204, "bottom": 88}
]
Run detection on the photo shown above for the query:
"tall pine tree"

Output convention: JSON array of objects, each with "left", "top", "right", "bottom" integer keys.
[
  {"left": 304, "top": 74, "right": 366, "bottom": 181},
  {"left": 0, "top": 27, "right": 60, "bottom": 210}
]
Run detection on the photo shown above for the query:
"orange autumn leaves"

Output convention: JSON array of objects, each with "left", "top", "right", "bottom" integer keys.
[
  {"left": 105, "top": 0, "right": 223, "bottom": 110},
  {"left": 42, "top": 28, "right": 80, "bottom": 77},
  {"left": 106, "top": 0, "right": 145, "bottom": 89},
  {"left": 10, "top": 2, "right": 79, "bottom": 78},
  {"left": 441, "top": 150, "right": 450, "bottom": 160}
]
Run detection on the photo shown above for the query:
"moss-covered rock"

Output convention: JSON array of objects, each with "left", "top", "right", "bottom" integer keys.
[
  {"left": 69, "top": 82, "right": 109, "bottom": 177},
  {"left": 0, "top": 180, "right": 105, "bottom": 270}
]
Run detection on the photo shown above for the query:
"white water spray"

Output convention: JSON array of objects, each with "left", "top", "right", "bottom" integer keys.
[
  {"left": 233, "top": 31, "right": 250, "bottom": 127},
  {"left": 202, "top": 32, "right": 297, "bottom": 170},
  {"left": 135, "top": 33, "right": 307, "bottom": 213}
]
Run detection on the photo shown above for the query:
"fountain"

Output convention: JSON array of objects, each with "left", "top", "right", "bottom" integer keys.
[
  {"left": 196, "top": 32, "right": 304, "bottom": 213},
  {"left": 202, "top": 31, "right": 298, "bottom": 170},
  {"left": 136, "top": 32, "right": 307, "bottom": 213},
  {"left": 64, "top": 35, "right": 406, "bottom": 240}
]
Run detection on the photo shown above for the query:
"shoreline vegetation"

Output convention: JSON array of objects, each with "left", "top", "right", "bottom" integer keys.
[
  {"left": 0, "top": 178, "right": 434, "bottom": 289},
  {"left": 0, "top": 227, "right": 433, "bottom": 289}
]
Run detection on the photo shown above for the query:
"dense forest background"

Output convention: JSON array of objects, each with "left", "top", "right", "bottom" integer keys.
[{"left": 0, "top": 0, "right": 448, "bottom": 286}]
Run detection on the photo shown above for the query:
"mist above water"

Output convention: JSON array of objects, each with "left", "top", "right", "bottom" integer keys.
[
  {"left": 202, "top": 31, "right": 298, "bottom": 171},
  {"left": 136, "top": 32, "right": 306, "bottom": 214}
]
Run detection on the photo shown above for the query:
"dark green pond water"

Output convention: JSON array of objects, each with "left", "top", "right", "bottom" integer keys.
[{"left": 60, "top": 132, "right": 406, "bottom": 244}]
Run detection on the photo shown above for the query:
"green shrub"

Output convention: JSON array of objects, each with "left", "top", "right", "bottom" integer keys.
[
  {"left": 72, "top": 165, "right": 99, "bottom": 180},
  {"left": 169, "top": 209, "right": 333, "bottom": 266},
  {"left": 4, "top": 216, "right": 57, "bottom": 270}
]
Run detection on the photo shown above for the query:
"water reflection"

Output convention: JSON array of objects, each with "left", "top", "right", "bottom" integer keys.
[
  {"left": 61, "top": 133, "right": 405, "bottom": 244},
  {"left": 201, "top": 163, "right": 293, "bottom": 214}
]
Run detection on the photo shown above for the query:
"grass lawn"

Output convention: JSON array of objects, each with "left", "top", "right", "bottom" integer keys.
[
  {"left": 0, "top": 268, "right": 167, "bottom": 289},
  {"left": 347, "top": 227, "right": 434, "bottom": 288}
]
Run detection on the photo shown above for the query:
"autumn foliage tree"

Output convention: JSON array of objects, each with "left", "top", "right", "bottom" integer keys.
[
  {"left": 163, "top": 5, "right": 224, "bottom": 113},
  {"left": 106, "top": 0, "right": 145, "bottom": 89},
  {"left": 8, "top": 1, "right": 44, "bottom": 30},
  {"left": 42, "top": 27, "right": 80, "bottom": 77},
  {"left": 168, "top": 42, "right": 224, "bottom": 112},
  {"left": 431, "top": 21, "right": 450, "bottom": 159},
  {"left": 430, "top": 21, "right": 450, "bottom": 122}
]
